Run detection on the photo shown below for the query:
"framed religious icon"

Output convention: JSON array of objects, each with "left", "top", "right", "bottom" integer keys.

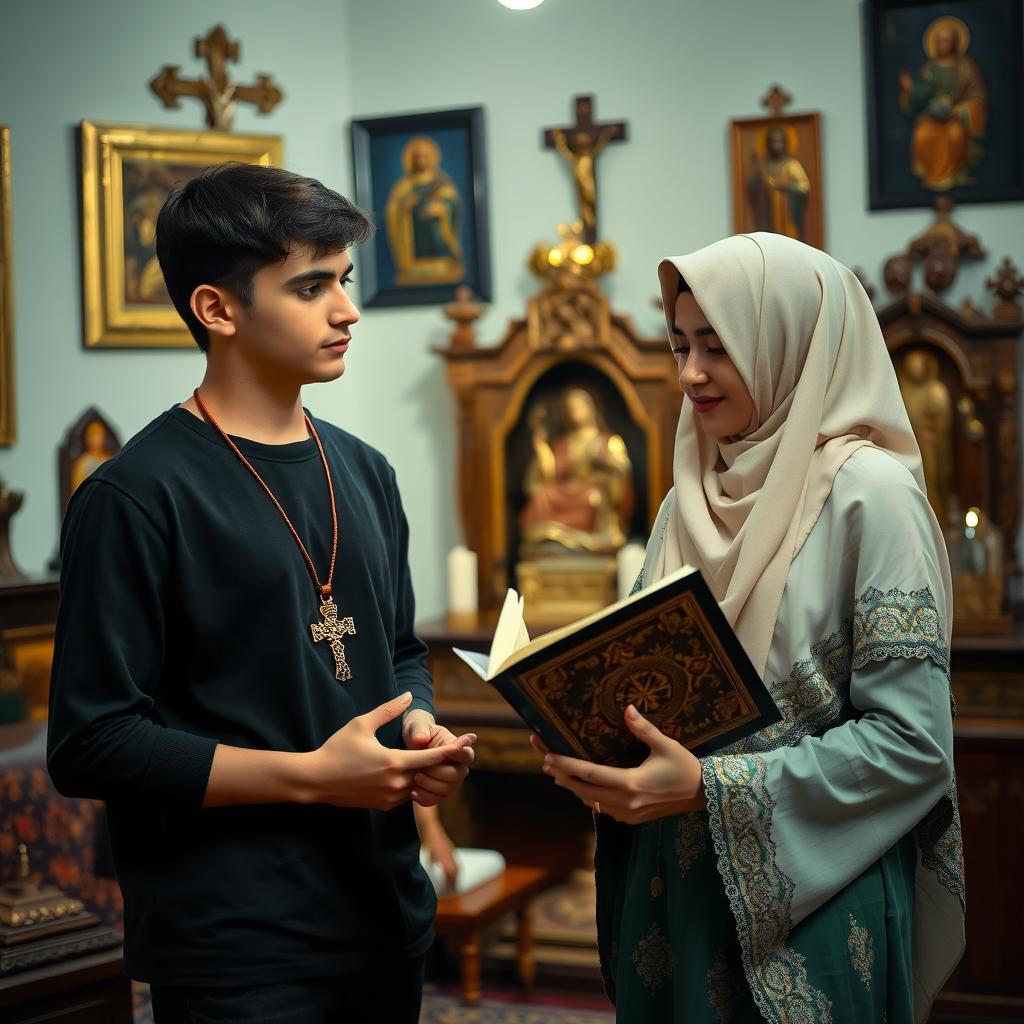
[
  {"left": 79, "top": 120, "right": 283, "bottom": 348},
  {"left": 730, "top": 111, "right": 825, "bottom": 251},
  {"left": 0, "top": 126, "right": 14, "bottom": 445},
  {"left": 58, "top": 407, "right": 121, "bottom": 516},
  {"left": 865, "top": 0, "right": 1024, "bottom": 209},
  {"left": 350, "top": 106, "right": 492, "bottom": 307}
]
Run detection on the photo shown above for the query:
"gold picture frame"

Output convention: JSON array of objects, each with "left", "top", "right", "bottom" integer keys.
[
  {"left": 1, "top": 125, "right": 14, "bottom": 444},
  {"left": 730, "top": 111, "right": 825, "bottom": 252},
  {"left": 80, "top": 120, "right": 283, "bottom": 348}
]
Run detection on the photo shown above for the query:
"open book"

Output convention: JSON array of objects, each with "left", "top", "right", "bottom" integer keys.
[{"left": 455, "top": 565, "right": 780, "bottom": 768}]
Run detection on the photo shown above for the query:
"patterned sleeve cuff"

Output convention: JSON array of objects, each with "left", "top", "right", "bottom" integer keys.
[{"left": 852, "top": 586, "right": 948, "bottom": 674}]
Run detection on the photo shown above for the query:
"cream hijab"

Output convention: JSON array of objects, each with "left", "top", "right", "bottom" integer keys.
[{"left": 652, "top": 232, "right": 950, "bottom": 677}]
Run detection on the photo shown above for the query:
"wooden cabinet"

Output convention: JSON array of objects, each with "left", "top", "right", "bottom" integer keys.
[{"left": 0, "top": 947, "right": 132, "bottom": 1024}]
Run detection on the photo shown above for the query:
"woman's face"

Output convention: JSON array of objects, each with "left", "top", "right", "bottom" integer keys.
[{"left": 672, "top": 292, "right": 755, "bottom": 440}]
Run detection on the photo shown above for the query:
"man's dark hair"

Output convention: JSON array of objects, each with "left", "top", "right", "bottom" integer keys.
[{"left": 156, "top": 163, "right": 373, "bottom": 352}]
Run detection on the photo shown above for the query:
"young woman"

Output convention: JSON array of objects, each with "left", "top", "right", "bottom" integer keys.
[{"left": 539, "top": 233, "right": 964, "bottom": 1023}]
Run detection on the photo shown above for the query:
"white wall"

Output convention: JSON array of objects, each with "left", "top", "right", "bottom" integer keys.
[{"left": 2, "top": 0, "right": 1023, "bottom": 621}]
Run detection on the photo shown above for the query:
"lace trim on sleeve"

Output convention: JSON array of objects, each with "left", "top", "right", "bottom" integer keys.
[{"left": 852, "top": 586, "right": 948, "bottom": 674}]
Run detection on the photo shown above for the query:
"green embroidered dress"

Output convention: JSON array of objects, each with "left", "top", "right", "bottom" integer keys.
[{"left": 596, "top": 447, "right": 965, "bottom": 1023}]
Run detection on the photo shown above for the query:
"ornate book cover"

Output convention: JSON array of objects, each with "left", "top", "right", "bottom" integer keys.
[{"left": 459, "top": 567, "right": 780, "bottom": 767}]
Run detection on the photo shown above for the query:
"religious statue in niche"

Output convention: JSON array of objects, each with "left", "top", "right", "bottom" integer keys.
[
  {"left": 519, "top": 387, "right": 634, "bottom": 559},
  {"left": 898, "top": 348, "right": 954, "bottom": 528},
  {"left": 384, "top": 137, "right": 464, "bottom": 287},
  {"left": 898, "top": 16, "right": 988, "bottom": 192},
  {"left": 746, "top": 124, "right": 812, "bottom": 242},
  {"left": 59, "top": 409, "right": 121, "bottom": 516},
  {"left": 70, "top": 422, "right": 115, "bottom": 495}
]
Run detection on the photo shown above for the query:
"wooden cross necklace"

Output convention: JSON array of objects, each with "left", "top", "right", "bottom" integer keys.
[{"left": 193, "top": 389, "right": 356, "bottom": 682}]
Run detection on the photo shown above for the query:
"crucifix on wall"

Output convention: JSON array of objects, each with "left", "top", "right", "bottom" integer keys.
[
  {"left": 543, "top": 95, "right": 628, "bottom": 244},
  {"left": 150, "top": 24, "right": 284, "bottom": 131}
]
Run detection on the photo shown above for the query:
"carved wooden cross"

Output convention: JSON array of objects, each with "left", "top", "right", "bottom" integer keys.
[
  {"left": 760, "top": 84, "right": 793, "bottom": 118},
  {"left": 310, "top": 597, "right": 356, "bottom": 683},
  {"left": 150, "top": 25, "right": 283, "bottom": 131},
  {"left": 543, "top": 95, "right": 628, "bottom": 244}
]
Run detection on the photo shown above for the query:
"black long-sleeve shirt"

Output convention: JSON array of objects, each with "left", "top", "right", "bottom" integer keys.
[{"left": 47, "top": 405, "right": 436, "bottom": 986}]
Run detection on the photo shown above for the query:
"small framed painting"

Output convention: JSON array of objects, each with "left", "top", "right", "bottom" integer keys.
[{"left": 350, "top": 106, "right": 492, "bottom": 307}]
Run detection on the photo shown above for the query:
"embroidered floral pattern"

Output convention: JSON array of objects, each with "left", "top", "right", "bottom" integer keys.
[
  {"left": 674, "top": 812, "right": 709, "bottom": 875},
  {"left": 848, "top": 913, "right": 874, "bottom": 989},
  {"left": 722, "top": 586, "right": 949, "bottom": 765},
  {"left": 852, "top": 586, "right": 948, "bottom": 673},
  {"left": 756, "top": 946, "right": 833, "bottom": 1023},
  {"left": 703, "top": 754, "right": 833, "bottom": 1024},
  {"left": 707, "top": 947, "right": 741, "bottom": 1023},
  {"left": 723, "top": 627, "right": 852, "bottom": 755},
  {"left": 850, "top": 586, "right": 964, "bottom": 908},
  {"left": 917, "top": 780, "right": 967, "bottom": 909},
  {"left": 631, "top": 921, "right": 673, "bottom": 994}
]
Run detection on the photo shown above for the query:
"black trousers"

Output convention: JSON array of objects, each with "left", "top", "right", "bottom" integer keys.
[{"left": 150, "top": 955, "right": 425, "bottom": 1024}]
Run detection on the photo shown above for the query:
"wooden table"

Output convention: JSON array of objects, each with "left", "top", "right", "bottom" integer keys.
[{"left": 434, "top": 865, "right": 550, "bottom": 1005}]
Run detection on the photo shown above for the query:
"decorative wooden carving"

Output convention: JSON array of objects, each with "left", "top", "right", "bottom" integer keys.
[
  {"left": 443, "top": 286, "right": 485, "bottom": 350},
  {"left": 882, "top": 198, "right": 985, "bottom": 297},
  {"left": 436, "top": 271, "right": 680, "bottom": 615},
  {"left": 760, "top": 83, "right": 793, "bottom": 118},
  {"left": 986, "top": 257, "right": 1024, "bottom": 321},
  {"left": 0, "top": 479, "right": 25, "bottom": 583},
  {"left": 875, "top": 279, "right": 1023, "bottom": 621},
  {"left": 150, "top": 24, "right": 283, "bottom": 131}
]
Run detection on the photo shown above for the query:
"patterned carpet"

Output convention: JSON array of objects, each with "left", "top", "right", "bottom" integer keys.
[
  {"left": 132, "top": 983, "right": 615, "bottom": 1023},
  {"left": 419, "top": 993, "right": 614, "bottom": 1023}
]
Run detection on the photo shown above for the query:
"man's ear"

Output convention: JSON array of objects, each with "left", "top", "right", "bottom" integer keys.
[{"left": 191, "top": 284, "right": 239, "bottom": 340}]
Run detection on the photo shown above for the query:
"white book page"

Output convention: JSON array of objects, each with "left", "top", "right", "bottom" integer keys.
[
  {"left": 452, "top": 647, "right": 490, "bottom": 679},
  {"left": 486, "top": 589, "right": 531, "bottom": 677}
]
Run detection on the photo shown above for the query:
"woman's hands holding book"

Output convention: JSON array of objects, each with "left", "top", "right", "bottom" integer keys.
[{"left": 534, "top": 704, "right": 707, "bottom": 824}]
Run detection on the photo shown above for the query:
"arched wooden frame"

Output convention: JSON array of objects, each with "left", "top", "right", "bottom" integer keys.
[
  {"left": 436, "top": 275, "right": 682, "bottom": 614},
  {"left": 878, "top": 293, "right": 1023, "bottom": 584},
  {"left": 58, "top": 406, "right": 121, "bottom": 517}
]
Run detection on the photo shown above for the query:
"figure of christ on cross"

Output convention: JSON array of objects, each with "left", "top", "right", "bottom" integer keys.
[
  {"left": 543, "top": 95, "right": 628, "bottom": 244},
  {"left": 310, "top": 596, "right": 357, "bottom": 682}
]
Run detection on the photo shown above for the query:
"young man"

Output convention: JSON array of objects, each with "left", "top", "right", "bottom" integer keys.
[{"left": 47, "top": 163, "right": 474, "bottom": 1023}]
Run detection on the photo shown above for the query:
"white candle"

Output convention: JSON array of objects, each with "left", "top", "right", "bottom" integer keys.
[
  {"left": 617, "top": 542, "right": 646, "bottom": 600},
  {"left": 447, "top": 545, "right": 478, "bottom": 614}
]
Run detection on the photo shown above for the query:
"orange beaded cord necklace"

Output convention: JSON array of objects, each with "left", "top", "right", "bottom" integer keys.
[{"left": 192, "top": 388, "right": 356, "bottom": 682}]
